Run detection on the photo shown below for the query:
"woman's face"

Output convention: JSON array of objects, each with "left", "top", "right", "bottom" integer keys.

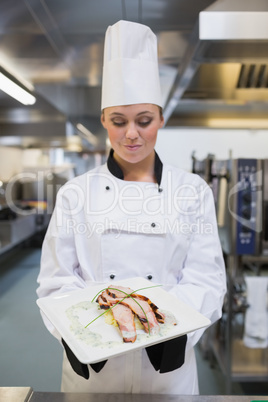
[{"left": 101, "top": 103, "right": 164, "bottom": 165}]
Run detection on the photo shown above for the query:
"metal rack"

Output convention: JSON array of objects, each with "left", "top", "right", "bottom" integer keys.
[{"left": 215, "top": 255, "right": 268, "bottom": 393}]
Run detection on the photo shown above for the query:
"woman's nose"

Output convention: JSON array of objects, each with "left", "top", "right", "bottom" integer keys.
[{"left": 125, "top": 123, "right": 139, "bottom": 140}]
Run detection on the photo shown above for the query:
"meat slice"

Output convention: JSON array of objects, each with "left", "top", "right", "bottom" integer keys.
[
  {"left": 120, "top": 297, "right": 160, "bottom": 335},
  {"left": 100, "top": 289, "right": 119, "bottom": 306},
  {"left": 97, "top": 294, "right": 110, "bottom": 310},
  {"left": 107, "top": 286, "right": 165, "bottom": 324},
  {"left": 127, "top": 294, "right": 165, "bottom": 324},
  {"left": 148, "top": 302, "right": 165, "bottom": 323},
  {"left": 107, "top": 286, "right": 136, "bottom": 299},
  {"left": 152, "top": 309, "right": 165, "bottom": 324},
  {"left": 97, "top": 291, "right": 137, "bottom": 342},
  {"left": 111, "top": 304, "right": 137, "bottom": 343},
  {"left": 97, "top": 286, "right": 164, "bottom": 340}
]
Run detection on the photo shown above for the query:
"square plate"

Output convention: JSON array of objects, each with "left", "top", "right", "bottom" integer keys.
[{"left": 37, "top": 277, "right": 211, "bottom": 364}]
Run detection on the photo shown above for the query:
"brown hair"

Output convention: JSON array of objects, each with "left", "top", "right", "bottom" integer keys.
[{"left": 101, "top": 105, "right": 163, "bottom": 121}]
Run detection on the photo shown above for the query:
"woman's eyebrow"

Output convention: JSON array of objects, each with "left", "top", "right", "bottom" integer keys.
[
  {"left": 137, "top": 111, "right": 154, "bottom": 116},
  {"left": 109, "top": 112, "right": 124, "bottom": 117},
  {"left": 109, "top": 111, "right": 154, "bottom": 117}
]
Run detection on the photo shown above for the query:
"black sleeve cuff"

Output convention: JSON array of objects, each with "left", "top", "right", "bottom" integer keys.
[
  {"left": 62, "top": 334, "right": 187, "bottom": 379},
  {"left": 145, "top": 334, "right": 187, "bottom": 373},
  {"left": 62, "top": 338, "right": 107, "bottom": 379}
]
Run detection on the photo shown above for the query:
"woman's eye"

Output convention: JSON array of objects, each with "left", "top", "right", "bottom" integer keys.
[
  {"left": 110, "top": 118, "right": 152, "bottom": 127},
  {"left": 139, "top": 120, "right": 152, "bottom": 127},
  {"left": 112, "top": 120, "right": 126, "bottom": 126}
]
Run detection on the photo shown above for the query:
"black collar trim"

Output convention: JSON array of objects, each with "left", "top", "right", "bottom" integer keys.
[
  {"left": 107, "top": 149, "right": 124, "bottom": 180},
  {"left": 107, "top": 149, "right": 163, "bottom": 187}
]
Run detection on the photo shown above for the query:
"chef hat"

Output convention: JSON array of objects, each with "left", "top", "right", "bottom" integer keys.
[{"left": 101, "top": 20, "right": 162, "bottom": 110}]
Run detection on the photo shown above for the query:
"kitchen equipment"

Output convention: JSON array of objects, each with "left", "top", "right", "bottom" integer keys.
[
  {"left": 192, "top": 154, "right": 268, "bottom": 392},
  {"left": 193, "top": 155, "right": 267, "bottom": 256}
]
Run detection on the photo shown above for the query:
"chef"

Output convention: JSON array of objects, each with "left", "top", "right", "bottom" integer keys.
[{"left": 37, "top": 20, "right": 226, "bottom": 394}]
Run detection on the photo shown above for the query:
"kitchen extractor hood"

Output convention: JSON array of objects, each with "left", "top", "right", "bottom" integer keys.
[
  {"left": 163, "top": 0, "right": 268, "bottom": 124},
  {"left": 199, "top": 0, "right": 268, "bottom": 40}
]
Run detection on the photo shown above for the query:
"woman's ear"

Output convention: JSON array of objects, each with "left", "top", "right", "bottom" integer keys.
[
  {"left": 160, "top": 115, "right": 165, "bottom": 129},
  {"left": 100, "top": 111, "right": 107, "bottom": 129}
]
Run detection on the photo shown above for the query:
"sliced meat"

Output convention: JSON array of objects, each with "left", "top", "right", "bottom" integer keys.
[
  {"left": 97, "top": 294, "right": 110, "bottom": 310},
  {"left": 107, "top": 285, "right": 165, "bottom": 324},
  {"left": 100, "top": 289, "right": 120, "bottom": 306},
  {"left": 120, "top": 297, "right": 160, "bottom": 335},
  {"left": 97, "top": 291, "right": 137, "bottom": 342},
  {"left": 107, "top": 285, "right": 136, "bottom": 299},
  {"left": 111, "top": 304, "right": 137, "bottom": 343},
  {"left": 153, "top": 309, "right": 165, "bottom": 324},
  {"left": 130, "top": 296, "right": 165, "bottom": 324},
  {"left": 148, "top": 302, "right": 165, "bottom": 323},
  {"left": 97, "top": 286, "right": 164, "bottom": 340}
]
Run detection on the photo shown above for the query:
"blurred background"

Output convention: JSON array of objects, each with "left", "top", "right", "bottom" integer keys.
[{"left": 0, "top": 0, "right": 268, "bottom": 397}]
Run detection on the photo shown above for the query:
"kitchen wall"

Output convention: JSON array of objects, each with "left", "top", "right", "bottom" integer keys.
[
  {"left": 156, "top": 128, "right": 268, "bottom": 171},
  {"left": 0, "top": 146, "right": 22, "bottom": 182},
  {"left": 21, "top": 149, "right": 50, "bottom": 167},
  {"left": 0, "top": 148, "right": 50, "bottom": 183}
]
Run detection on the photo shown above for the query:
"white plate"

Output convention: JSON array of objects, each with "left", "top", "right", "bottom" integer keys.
[{"left": 37, "top": 277, "right": 211, "bottom": 364}]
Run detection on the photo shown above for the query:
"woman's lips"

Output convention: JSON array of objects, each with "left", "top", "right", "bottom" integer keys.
[{"left": 124, "top": 145, "right": 142, "bottom": 151}]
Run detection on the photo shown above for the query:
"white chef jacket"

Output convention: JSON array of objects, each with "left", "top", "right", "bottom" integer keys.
[{"left": 37, "top": 152, "right": 226, "bottom": 394}]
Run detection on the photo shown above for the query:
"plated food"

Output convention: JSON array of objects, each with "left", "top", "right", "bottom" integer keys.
[
  {"left": 94, "top": 285, "right": 175, "bottom": 343},
  {"left": 37, "top": 277, "right": 211, "bottom": 364}
]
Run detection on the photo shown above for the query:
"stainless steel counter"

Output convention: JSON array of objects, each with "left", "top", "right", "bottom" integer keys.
[
  {"left": 1, "top": 389, "right": 267, "bottom": 402},
  {"left": 0, "top": 212, "right": 49, "bottom": 256},
  {"left": 29, "top": 393, "right": 268, "bottom": 402},
  {"left": 0, "top": 214, "right": 36, "bottom": 255},
  {"left": 0, "top": 387, "right": 33, "bottom": 402}
]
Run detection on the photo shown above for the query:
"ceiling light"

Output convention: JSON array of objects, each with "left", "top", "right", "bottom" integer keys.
[
  {"left": 0, "top": 72, "right": 36, "bottom": 105},
  {"left": 66, "top": 135, "right": 82, "bottom": 152}
]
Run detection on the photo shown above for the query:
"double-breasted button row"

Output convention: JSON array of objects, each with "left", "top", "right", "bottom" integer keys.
[
  {"left": 109, "top": 274, "right": 153, "bottom": 280},
  {"left": 106, "top": 186, "right": 163, "bottom": 192}
]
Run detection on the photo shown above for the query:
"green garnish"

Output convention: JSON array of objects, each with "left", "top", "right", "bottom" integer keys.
[
  {"left": 109, "top": 287, "right": 151, "bottom": 334},
  {"left": 85, "top": 284, "right": 161, "bottom": 336}
]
